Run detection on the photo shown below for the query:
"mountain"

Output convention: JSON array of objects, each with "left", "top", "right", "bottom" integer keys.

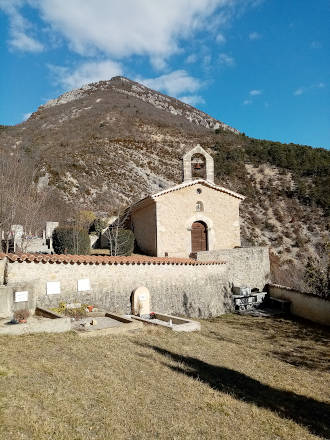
[{"left": 0, "top": 76, "right": 329, "bottom": 289}]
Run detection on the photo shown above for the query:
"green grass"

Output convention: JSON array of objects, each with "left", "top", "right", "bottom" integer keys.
[{"left": 0, "top": 314, "right": 329, "bottom": 440}]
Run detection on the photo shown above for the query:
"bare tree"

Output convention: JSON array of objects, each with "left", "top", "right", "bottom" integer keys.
[
  {"left": 103, "top": 207, "right": 134, "bottom": 256},
  {"left": 0, "top": 148, "right": 49, "bottom": 252}
]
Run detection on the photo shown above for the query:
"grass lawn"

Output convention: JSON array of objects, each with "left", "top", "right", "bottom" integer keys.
[{"left": 0, "top": 314, "right": 329, "bottom": 440}]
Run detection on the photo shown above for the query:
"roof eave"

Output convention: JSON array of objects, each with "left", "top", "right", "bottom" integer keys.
[{"left": 150, "top": 179, "right": 245, "bottom": 201}]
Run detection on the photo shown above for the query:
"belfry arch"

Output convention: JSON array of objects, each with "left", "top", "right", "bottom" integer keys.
[{"left": 182, "top": 145, "right": 214, "bottom": 183}]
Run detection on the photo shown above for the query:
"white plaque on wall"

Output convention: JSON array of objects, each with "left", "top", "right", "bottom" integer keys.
[
  {"left": 77, "top": 278, "right": 91, "bottom": 292},
  {"left": 47, "top": 281, "right": 61, "bottom": 295},
  {"left": 14, "top": 291, "right": 29, "bottom": 302}
]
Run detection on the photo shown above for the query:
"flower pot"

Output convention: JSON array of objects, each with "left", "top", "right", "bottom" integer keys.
[
  {"left": 87, "top": 306, "right": 94, "bottom": 313},
  {"left": 19, "top": 319, "right": 27, "bottom": 324}
]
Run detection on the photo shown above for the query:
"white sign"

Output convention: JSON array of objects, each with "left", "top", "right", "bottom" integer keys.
[
  {"left": 47, "top": 281, "right": 61, "bottom": 295},
  {"left": 14, "top": 291, "right": 28, "bottom": 302},
  {"left": 77, "top": 278, "right": 91, "bottom": 292}
]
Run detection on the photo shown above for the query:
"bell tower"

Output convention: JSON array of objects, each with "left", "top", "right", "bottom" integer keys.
[{"left": 182, "top": 145, "right": 214, "bottom": 183}]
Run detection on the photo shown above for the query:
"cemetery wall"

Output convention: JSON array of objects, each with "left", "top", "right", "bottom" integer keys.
[
  {"left": 197, "top": 247, "right": 270, "bottom": 291},
  {"left": 0, "top": 258, "right": 5, "bottom": 285},
  {"left": 1, "top": 258, "right": 232, "bottom": 318},
  {"left": 268, "top": 283, "right": 330, "bottom": 326}
]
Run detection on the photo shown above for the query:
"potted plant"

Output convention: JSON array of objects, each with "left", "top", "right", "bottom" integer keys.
[{"left": 13, "top": 309, "right": 30, "bottom": 324}]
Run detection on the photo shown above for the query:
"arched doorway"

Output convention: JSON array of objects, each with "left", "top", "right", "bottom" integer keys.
[{"left": 191, "top": 221, "right": 208, "bottom": 253}]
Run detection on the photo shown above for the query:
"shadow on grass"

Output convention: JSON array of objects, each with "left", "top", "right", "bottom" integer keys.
[
  {"left": 207, "top": 315, "right": 330, "bottom": 371},
  {"left": 138, "top": 343, "right": 330, "bottom": 439}
]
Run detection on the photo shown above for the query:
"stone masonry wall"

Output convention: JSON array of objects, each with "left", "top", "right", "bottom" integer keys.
[
  {"left": 0, "top": 259, "right": 5, "bottom": 285},
  {"left": 197, "top": 247, "right": 270, "bottom": 291},
  {"left": 268, "top": 283, "right": 330, "bottom": 326},
  {"left": 3, "top": 260, "right": 231, "bottom": 318},
  {"left": 156, "top": 184, "right": 241, "bottom": 257}
]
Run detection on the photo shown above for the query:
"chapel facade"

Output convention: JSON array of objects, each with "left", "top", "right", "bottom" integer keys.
[{"left": 129, "top": 145, "right": 245, "bottom": 258}]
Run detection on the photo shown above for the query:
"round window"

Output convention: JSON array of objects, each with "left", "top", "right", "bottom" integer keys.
[{"left": 197, "top": 188, "right": 202, "bottom": 194}]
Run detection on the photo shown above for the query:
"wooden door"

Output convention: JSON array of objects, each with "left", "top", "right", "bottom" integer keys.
[{"left": 191, "top": 221, "right": 207, "bottom": 253}]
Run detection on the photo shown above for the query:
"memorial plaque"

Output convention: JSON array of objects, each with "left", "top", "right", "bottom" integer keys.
[
  {"left": 47, "top": 281, "right": 61, "bottom": 295},
  {"left": 14, "top": 291, "right": 28, "bottom": 302},
  {"left": 77, "top": 278, "right": 91, "bottom": 292}
]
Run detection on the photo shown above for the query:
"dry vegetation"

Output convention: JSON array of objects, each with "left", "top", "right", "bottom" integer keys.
[
  {"left": 0, "top": 314, "right": 329, "bottom": 440},
  {"left": 0, "top": 76, "right": 329, "bottom": 287}
]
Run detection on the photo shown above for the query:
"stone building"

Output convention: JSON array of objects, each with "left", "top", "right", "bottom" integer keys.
[{"left": 129, "top": 145, "right": 245, "bottom": 257}]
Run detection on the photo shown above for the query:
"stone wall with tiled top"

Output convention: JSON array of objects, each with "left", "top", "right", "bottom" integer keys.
[
  {"left": 1, "top": 257, "right": 231, "bottom": 318},
  {"left": 197, "top": 247, "right": 270, "bottom": 291}
]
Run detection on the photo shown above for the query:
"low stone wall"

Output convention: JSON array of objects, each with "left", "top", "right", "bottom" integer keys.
[
  {"left": 197, "top": 247, "right": 270, "bottom": 291},
  {"left": 268, "top": 284, "right": 330, "bottom": 326},
  {"left": 2, "top": 258, "right": 231, "bottom": 318},
  {"left": 0, "top": 287, "right": 11, "bottom": 318}
]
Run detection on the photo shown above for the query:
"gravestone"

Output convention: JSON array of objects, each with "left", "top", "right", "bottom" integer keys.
[{"left": 131, "top": 286, "right": 150, "bottom": 318}]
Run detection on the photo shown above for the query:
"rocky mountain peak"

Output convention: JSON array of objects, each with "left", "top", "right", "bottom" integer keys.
[{"left": 37, "top": 76, "right": 239, "bottom": 134}]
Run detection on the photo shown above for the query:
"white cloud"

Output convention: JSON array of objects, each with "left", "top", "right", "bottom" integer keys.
[
  {"left": 293, "top": 88, "right": 304, "bottom": 96},
  {"left": 216, "top": 33, "right": 226, "bottom": 44},
  {"left": 185, "top": 53, "right": 198, "bottom": 64},
  {"left": 150, "top": 56, "right": 167, "bottom": 71},
  {"left": 31, "top": 0, "right": 237, "bottom": 62},
  {"left": 219, "top": 52, "right": 235, "bottom": 66},
  {"left": 310, "top": 41, "right": 322, "bottom": 49},
  {"left": 243, "top": 99, "right": 252, "bottom": 105},
  {"left": 179, "top": 95, "right": 205, "bottom": 106},
  {"left": 140, "top": 70, "right": 202, "bottom": 97},
  {"left": 203, "top": 55, "right": 212, "bottom": 66},
  {"left": 294, "top": 82, "right": 326, "bottom": 96},
  {"left": 0, "top": 0, "right": 44, "bottom": 52},
  {"left": 10, "top": 31, "right": 43, "bottom": 52},
  {"left": 249, "top": 31, "right": 261, "bottom": 40},
  {"left": 0, "top": 0, "right": 262, "bottom": 65},
  {"left": 249, "top": 89, "right": 262, "bottom": 96},
  {"left": 49, "top": 60, "right": 123, "bottom": 90},
  {"left": 1, "top": 1, "right": 262, "bottom": 62}
]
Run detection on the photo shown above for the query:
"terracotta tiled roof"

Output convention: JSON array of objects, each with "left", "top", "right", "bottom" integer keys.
[{"left": 0, "top": 252, "right": 225, "bottom": 266}]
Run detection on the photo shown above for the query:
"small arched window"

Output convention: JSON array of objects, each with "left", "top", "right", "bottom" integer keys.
[{"left": 196, "top": 201, "right": 204, "bottom": 212}]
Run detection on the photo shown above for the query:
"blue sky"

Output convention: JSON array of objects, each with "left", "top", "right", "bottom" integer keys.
[{"left": 0, "top": 0, "right": 329, "bottom": 148}]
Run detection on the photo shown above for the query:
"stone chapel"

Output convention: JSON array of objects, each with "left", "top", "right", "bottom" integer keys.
[{"left": 129, "top": 145, "right": 245, "bottom": 258}]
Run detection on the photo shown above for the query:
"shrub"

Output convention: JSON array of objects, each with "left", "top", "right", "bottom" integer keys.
[
  {"left": 107, "top": 228, "right": 135, "bottom": 256},
  {"left": 295, "top": 233, "right": 308, "bottom": 248},
  {"left": 90, "top": 218, "right": 108, "bottom": 235},
  {"left": 76, "top": 210, "right": 96, "bottom": 230},
  {"left": 264, "top": 221, "right": 277, "bottom": 233},
  {"left": 304, "top": 258, "right": 329, "bottom": 299},
  {"left": 53, "top": 227, "right": 90, "bottom": 255}
]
